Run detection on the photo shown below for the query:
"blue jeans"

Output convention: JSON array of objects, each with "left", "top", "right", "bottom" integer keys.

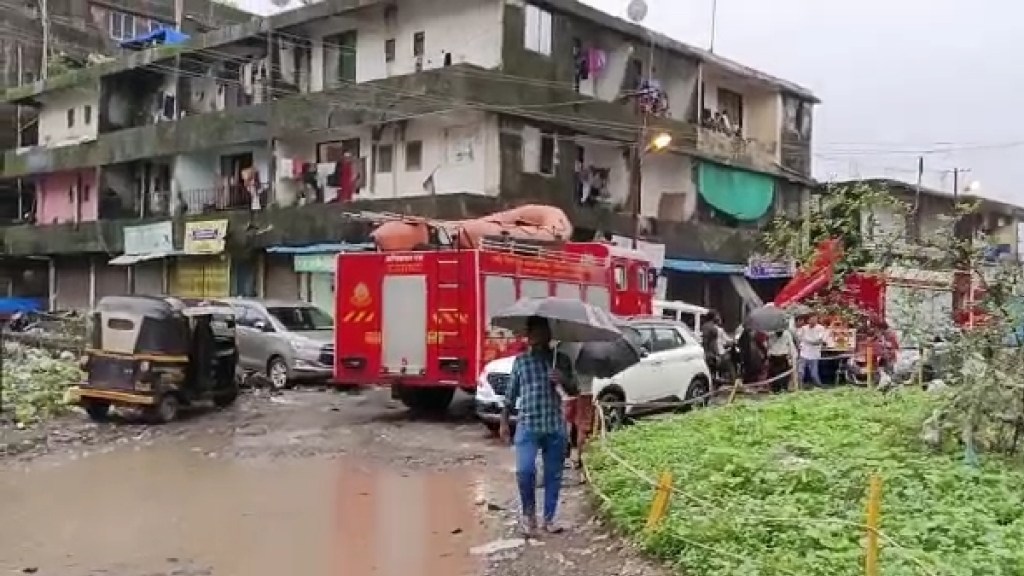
[
  {"left": 798, "top": 357, "right": 822, "bottom": 387},
  {"left": 514, "top": 425, "right": 567, "bottom": 523}
]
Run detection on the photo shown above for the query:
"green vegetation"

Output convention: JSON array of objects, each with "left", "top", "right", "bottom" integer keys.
[
  {"left": 587, "top": 389, "right": 1024, "bottom": 576},
  {"left": 1, "top": 343, "right": 83, "bottom": 425}
]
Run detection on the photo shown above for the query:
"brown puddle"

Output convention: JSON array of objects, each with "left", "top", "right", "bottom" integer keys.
[{"left": 0, "top": 444, "right": 485, "bottom": 576}]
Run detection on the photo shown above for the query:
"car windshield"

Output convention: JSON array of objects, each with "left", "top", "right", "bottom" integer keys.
[{"left": 267, "top": 306, "right": 333, "bottom": 331}]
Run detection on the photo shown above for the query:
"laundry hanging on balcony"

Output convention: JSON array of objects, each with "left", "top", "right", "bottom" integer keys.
[{"left": 697, "top": 162, "right": 774, "bottom": 221}]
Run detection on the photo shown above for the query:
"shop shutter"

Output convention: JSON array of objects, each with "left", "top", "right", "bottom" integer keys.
[
  {"left": 264, "top": 254, "right": 300, "bottom": 300},
  {"left": 133, "top": 260, "right": 165, "bottom": 295},
  {"left": 95, "top": 258, "right": 129, "bottom": 300},
  {"left": 54, "top": 257, "right": 90, "bottom": 311}
]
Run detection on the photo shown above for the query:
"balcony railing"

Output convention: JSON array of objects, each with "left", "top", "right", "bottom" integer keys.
[{"left": 172, "top": 185, "right": 268, "bottom": 216}]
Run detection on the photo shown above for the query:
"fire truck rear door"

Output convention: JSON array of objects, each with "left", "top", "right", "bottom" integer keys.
[{"left": 381, "top": 274, "right": 428, "bottom": 374}]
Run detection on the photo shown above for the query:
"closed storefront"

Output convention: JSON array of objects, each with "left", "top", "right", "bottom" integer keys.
[
  {"left": 171, "top": 255, "right": 230, "bottom": 298},
  {"left": 109, "top": 221, "right": 175, "bottom": 295},
  {"left": 133, "top": 260, "right": 165, "bottom": 295},
  {"left": 266, "top": 244, "right": 369, "bottom": 318},
  {"left": 264, "top": 253, "right": 300, "bottom": 300},
  {"left": 53, "top": 257, "right": 90, "bottom": 311},
  {"left": 296, "top": 252, "right": 340, "bottom": 316},
  {"left": 172, "top": 219, "right": 230, "bottom": 299},
  {"left": 94, "top": 258, "right": 129, "bottom": 299},
  {"left": 308, "top": 272, "right": 335, "bottom": 316}
]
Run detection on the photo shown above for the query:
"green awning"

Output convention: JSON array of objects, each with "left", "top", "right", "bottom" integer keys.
[{"left": 697, "top": 163, "right": 775, "bottom": 221}]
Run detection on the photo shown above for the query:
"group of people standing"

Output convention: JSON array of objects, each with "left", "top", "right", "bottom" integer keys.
[{"left": 701, "top": 311, "right": 831, "bottom": 392}]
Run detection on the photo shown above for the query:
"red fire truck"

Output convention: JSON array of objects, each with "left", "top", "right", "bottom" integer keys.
[
  {"left": 333, "top": 237, "right": 654, "bottom": 411},
  {"left": 774, "top": 238, "right": 985, "bottom": 327}
]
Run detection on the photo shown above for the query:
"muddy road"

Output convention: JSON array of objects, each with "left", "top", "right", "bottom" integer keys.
[{"left": 0, "top": 389, "right": 664, "bottom": 576}]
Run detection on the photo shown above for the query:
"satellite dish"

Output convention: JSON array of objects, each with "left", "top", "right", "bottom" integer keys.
[{"left": 626, "top": 0, "right": 648, "bottom": 22}]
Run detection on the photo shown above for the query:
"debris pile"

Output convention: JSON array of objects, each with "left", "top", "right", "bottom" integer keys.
[{"left": 1, "top": 342, "right": 84, "bottom": 425}]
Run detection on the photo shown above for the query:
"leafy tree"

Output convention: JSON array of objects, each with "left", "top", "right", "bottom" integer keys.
[{"left": 761, "top": 181, "right": 1024, "bottom": 459}]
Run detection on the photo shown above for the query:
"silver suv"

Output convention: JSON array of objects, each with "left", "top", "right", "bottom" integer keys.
[{"left": 227, "top": 298, "right": 335, "bottom": 389}]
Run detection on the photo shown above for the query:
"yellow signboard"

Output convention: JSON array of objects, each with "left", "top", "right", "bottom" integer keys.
[{"left": 183, "top": 220, "right": 229, "bottom": 255}]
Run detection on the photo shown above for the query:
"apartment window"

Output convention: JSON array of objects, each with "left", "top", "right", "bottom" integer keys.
[
  {"left": 109, "top": 11, "right": 123, "bottom": 39},
  {"left": 108, "top": 11, "right": 141, "bottom": 41},
  {"left": 524, "top": 4, "right": 552, "bottom": 55},
  {"left": 83, "top": 105, "right": 92, "bottom": 125},
  {"left": 413, "top": 32, "right": 425, "bottom": 57},
  {"left": 325, "top": 31, "right": 357, "bottom": 85},
  {"left": 385, "top": 38, "right": 396, "bottom": 63},
  {"left": 66, "top": 108, "right": 75, "bottom": 128},
  {"left": 376, "top": 144, "right": 394, "bottom": 173},
  {"left": 405, "top": 141, "right": 423, "bottom": 171},
  {"left": 539, "top": 132, "right": 555, "bottom": 175}
]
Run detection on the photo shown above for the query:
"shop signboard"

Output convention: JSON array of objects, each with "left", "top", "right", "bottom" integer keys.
[
  {"left": 184, "top": 220, "right": 229, "bottom": 255},
  {"left": 294, "top": 253, "right": 337, "bottom": 274},
  {"left": 746, "top": 256, "right": 795, "bottom": 280},
  {"left": 123, "top": 221, "right": 173, "bottom": 256}
]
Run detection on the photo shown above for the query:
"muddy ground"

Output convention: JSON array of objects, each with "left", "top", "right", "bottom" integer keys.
[{"left": 0, "top": 388, "right": 666, "bottom": 576}]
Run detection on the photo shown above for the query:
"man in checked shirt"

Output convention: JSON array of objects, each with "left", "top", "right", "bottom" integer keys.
[{"left": 500, "top": 315, "right": 574, "bottom": 537}]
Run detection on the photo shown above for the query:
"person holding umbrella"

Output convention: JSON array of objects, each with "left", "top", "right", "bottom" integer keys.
[
  {"left": 500, "top": 315, "right": 574, "bottom": 537},
  {"left": 494, "top": 297, "right": 622, "bottom": 537}
]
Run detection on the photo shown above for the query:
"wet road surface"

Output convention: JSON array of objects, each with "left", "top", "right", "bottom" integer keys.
[{"left": 0, "top": 389, "right": 665, "bottom": 576}]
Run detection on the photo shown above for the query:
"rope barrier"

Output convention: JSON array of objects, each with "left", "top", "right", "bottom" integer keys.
[{"left": 582, "top": 367, "right": 944, "bottom": 576}]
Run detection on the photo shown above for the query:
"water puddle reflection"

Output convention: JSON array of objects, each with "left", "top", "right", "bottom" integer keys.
[{"left": 0, "top": 443, "right": 484, "bottom": 576}]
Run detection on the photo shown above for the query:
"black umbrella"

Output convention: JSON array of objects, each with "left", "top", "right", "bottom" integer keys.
[
  {"left": 558, "top": 325, "right": 645, "bottom": 379},
  {"left": 492, "top": 297, "right": 622, "bottom": 342},
  {"left": 744, "top": 305, "right": 790, "bottom": 332}
]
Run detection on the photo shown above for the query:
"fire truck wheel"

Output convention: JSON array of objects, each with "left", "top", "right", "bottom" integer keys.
[{"left": 396, "top": 386, "right": 455, "bottom": 414}]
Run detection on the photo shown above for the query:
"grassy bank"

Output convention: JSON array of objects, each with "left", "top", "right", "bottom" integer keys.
[{"left": 586, "top": 389, "right": 1024, "bottom": 576}]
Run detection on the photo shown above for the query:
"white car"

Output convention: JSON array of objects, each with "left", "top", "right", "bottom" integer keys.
[{"left": 475, "top": 317, "right": 712, "bottom": 430}]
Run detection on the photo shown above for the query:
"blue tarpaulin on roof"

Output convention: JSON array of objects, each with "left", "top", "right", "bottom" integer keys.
[
  {"left": 120, "top": 27, "right": 190, "bottom": 50},
  {"left": 265, "top": 242, "right": 374, "bottom": 255},
  {"left": 662, "top": 258, "right": 745, "bottom": 275}
]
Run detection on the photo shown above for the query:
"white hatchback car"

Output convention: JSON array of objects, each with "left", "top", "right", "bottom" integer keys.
[{"left": 475, "top": 317, "right": 712, "bottom": 430}]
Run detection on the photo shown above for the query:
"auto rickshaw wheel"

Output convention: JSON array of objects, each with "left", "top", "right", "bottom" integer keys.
[
  {"left": 213, "top": 387, "right": 239, "bottom": 408},
  {"left": 149, "top": 394, "right": 180, "bottom": 424},
  {"left": 83, "top": 400, "right": 111, "bottom": 422}
]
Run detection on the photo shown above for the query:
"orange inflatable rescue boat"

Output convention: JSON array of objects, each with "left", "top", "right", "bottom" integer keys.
[{"left": 369, "top": 204, "right": 573, "bottom": 251}]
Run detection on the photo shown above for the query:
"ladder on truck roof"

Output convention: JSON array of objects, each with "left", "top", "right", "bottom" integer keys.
[{"left": 479, "top": 236, "right": 611, "bottom": 267}]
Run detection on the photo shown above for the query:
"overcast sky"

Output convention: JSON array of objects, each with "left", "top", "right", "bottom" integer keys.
[{"left": 238, "top": 0, "right": 1021, "bottom": 203}]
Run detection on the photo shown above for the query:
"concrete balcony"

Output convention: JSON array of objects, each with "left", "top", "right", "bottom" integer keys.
[{"left": 696, "top": 126, "right": 779, "bottom": 173}]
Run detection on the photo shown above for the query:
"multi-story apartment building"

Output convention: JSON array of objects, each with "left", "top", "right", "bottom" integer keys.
[{"left": 0, "top": 0, "right": 819, "bottom": 321}]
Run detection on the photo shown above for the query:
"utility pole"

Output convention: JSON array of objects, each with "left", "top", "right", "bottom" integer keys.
[
  {"left": 709, "top": 0, "right": 718, "bottom": 53},
  {"left": 39, "top": 0, "right": 49, "bottom": 79},
  {"left": 265, "top": 24, "right": 276, "bottom": 206},
  {"left": 949, "top": 167, "right": 972, "bottom": 325},
  {"left": 16, "top": 45, "right": 23, "bottom": 221},
  {"left": 631, "top": 34, "right": 656, "bottom": 250}
]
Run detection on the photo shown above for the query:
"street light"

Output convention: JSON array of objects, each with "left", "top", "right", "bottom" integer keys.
[{"left": 648, "top": 132, "right": 672, "bottom": 152}]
